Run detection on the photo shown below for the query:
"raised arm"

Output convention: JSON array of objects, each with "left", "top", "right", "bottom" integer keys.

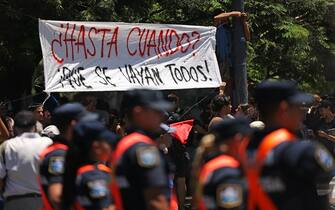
[
  {"left": 241, "top": 13, "right": 251, "bottom": 41},
  {"left": 214, "top": 11, "right": 242, "bottom": 26}
]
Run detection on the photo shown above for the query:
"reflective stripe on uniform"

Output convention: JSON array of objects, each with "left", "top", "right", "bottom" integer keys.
[
  {"left": 110, "top": 132, "right": 155, "bottom": 210},
  {"left": 39, "top": 143, "right": 68, "bottom": 210},
  {"left": 241, "top": 128, "right": 296, "bottom": 210},
  {"left": 198, "top": 154, "right": 240, "bottom": 210}
]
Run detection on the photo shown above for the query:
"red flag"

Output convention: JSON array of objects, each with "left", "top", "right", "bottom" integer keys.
[{"left": 170, "top": 120, "right": 194, "bottom": 144}]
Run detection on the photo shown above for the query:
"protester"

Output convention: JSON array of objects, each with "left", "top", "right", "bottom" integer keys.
[
  {"left": 214, "top": 10, "right": 250, "bottom": 82},
  {"left": 305, "top": 94, "right": 322, "bottom": 130},
  {"left": 208, "top": 95, "right": 234, "bottom": 131},
  {"left": 0, "top": 103, "right": 13, "bottom": 140},
  {"left": 29, "top": 103, "right": 45, "bottom": 133},
  {"left": 314, "top": 100, "right": 335, "bottom": 154},
  {"left": 4, "top": 118, "right": 14, "bottom": 139},
  {"left": 0, "top": 117, "right": 9, "bottom": 144},
  {"left": 235, "top": 103, "right": 249, "bottom": 118},
  {"left": 0, "top": 111, "right": 52, "bottom": 210},
  {"left": 80, "top": 95, "right": 97, "bottom": 113}
]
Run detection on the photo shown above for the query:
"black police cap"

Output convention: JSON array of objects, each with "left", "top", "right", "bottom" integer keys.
[
  {"left": 100, "top": 130, "right": 119, "bottom": 146},
  {"left": 210, "top": 118, "right": 253, "bottom": 141},
  {"left": 73, "top": 120, "right": 108, "bottom": 147},
  {"left": 254, "top": 80, "right": 313, "bottom": 105},
  {"left": 121, "top": 89, "right": 173, "bottom": 114},
  {"left": 52, "top": 103, "right": 86, "bottom": 125}
]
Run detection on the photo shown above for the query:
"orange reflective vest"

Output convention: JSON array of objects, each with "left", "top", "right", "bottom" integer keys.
[
  {"left": 240, "top": 128, "right": 296, "bottom": 210},
  {"left": 110, "top": 132, "right": 175, "bottom": 210},
  {"left": 74, "top": 164, "right": 111, "bottom": 210},
  {"left": 38, "top": 143, "right": 68, "bottom": 210},
  {"left": 197, "top": 154, "right": 240, "bottom": 210},
  {"left": 110, "top": 132, "right": 155, "bottom": 210}
]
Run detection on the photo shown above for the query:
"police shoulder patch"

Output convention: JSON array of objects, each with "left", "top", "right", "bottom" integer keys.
[
  {"left": 48, "top": 156, "right": 65, "bottom": 175},
  {"left": 216, "top": 184, "right": 242, "bottom": 209},
  {"left": 87, "top": 179, "right": 108, "bottom": 199},
  {"left": 315, "top": 146, "right": 335, "bottom": 172},
  {"left": 136, "top": 146, "right": 160, "bottom": 168}
]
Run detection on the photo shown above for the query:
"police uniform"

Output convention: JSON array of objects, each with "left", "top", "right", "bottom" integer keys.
[
  {"left": 76, "top": 164, "right": 112, "bottom": 210},
  {"left": 112, "top": 89, "right": 172, "bottom": 210},
  {"left": 198, "top": 118, "right": 250, "bottom": 210},
  {"left": 246, "top": 127, "right": 335, "bottom": 210},
  {"left": 71, "top": 120, "right": 117, "bottom": 210},
  {"left": 39, "top": 103, "right": 87, "bottom": 210},
  {"left": 243, "top": 80, "right": 335, "bottom": 210},
  {"left": 39, "top": 140, "right": 68, "bottom": 200}
]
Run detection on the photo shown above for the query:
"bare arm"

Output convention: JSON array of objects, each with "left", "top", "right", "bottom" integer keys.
[
  {"left": 0, "top": 117, "right": 9, "bottom": 144},
  {"left": 318, "top": 131, "right": 335, "bottom": 142},
  {"left": 214, "top": 11, "right": 242, "bottom": 26},
  {"left": 241, "top": 13, "right": 251, "bottom": 41},
  {"left": 214, "top": 11, "right": 242, "bottom": 19},
  {"left": 144, "top": 187, "right": 169, "bottom": 210},
  {"left": 48, "top": 183, "right": 63, "bottom": 210},
  {"left": 103, "top": 205, "right": 116, "bottom": 210}
]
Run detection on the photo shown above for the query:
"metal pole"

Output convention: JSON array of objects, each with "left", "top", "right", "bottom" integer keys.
[{"left": 231, "top": 0, "right": 248, "bottom": 106}]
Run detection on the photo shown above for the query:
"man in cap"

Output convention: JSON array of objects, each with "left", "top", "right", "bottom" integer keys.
[
  {"left": 194, "top": 118, "right": 252, "bottom": 210},
  {"left": 39, "top": 103, "right": 87, "bottom": 210},
  {"left": 111, "top": 89, "right": 172, "bottom": 210},
  {"left": 242, "top": 80, "right": 335, "bottom": 210},
  {"left": 0, "top": 111, "right": 52, "bottom": 210}
]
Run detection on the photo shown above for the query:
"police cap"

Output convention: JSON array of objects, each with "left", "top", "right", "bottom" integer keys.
[
  {"left": 100, "top": 130, "right": 119, "bottom": 147},
  {"left": 52, "top": 103, "right": 86, "bottom": 126},
  {"left": 73, "top": 120, "right": 108, "bottom": 148},
  {"left": 254, "top": 80, "right": 313, "bottom": 105},
  {"left": 121, "top": 89, "right": 173, "bottom": 114},
  {"left": 210, "top": 118, "right": 253, "bottom": 141}
]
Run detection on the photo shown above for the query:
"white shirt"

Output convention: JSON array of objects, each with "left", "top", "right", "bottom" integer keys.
[{"left": 0, "top": 132, "right": 52, "bottom": 198}]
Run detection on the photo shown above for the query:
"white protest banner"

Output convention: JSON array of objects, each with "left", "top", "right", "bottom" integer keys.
[{"left": 39, "top": 19, "right": 221, "bottom": 92}]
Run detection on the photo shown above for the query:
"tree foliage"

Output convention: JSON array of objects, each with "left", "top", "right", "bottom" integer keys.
[{"left": 0, "top": 0, "right": 334, "bottom": 100}]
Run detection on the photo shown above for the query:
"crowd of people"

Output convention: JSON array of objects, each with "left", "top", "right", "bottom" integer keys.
[{"left": 0, "top": 79, "right": 334, "bottom": 210}]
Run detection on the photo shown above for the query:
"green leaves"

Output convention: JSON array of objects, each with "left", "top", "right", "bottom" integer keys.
[{"left": 245, "top": 0, "right": 335, "bottom": 93}]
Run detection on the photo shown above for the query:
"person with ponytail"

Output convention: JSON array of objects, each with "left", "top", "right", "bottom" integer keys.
[
  {"left": 61, "top": 120, "right": 116, "bottom": 210},
  {"left": 193, "top": 118, "right": 252, "bottom": 210}
]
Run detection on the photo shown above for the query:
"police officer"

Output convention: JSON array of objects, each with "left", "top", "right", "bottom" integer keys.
[
  {"left": 111, "top": 89, "right": 172, "bottom": 210},
  {"left": 193, "top": 118, "right": 251, "bottom": 210},
  {"left": 242, "top": 80, "right": 335, "bottom": 210},
  {"left": 62, "top": 120, "right": 116, "bottom": 210},
  {"left": 39, "top": 103, "right": 87, "bottom": 210}
]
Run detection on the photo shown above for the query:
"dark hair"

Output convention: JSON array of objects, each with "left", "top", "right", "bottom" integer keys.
[
  {"left": 210, "top": 95, "right": 231, "bottom": 113},
  {"left": 319, "top": 100, "right": 334, "bottom": 112},
  {"left": 167, "top": 93, "right": 179, "bottom": 103},
  {"left": 240, "top": 104, "right": 249, "bottom": 114},
  {"left": 14, "top": 111, "right": 36, "bottom": 130},
  {"left": 28, "top": 103, "right": 43, "bottom": 112},
  {"left": 213, "top": 8, "right": 225, "bottom": 16}
]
